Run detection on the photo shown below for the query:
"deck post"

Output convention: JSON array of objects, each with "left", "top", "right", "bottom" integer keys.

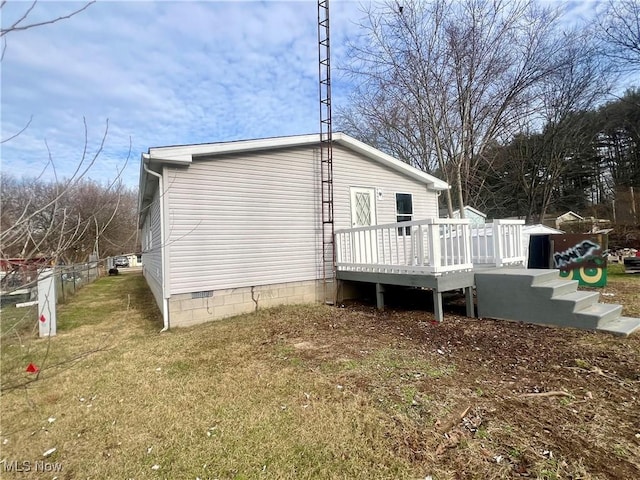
[
  {"left": 375, "top": 283, "right": 385, "bottom": 310},
  {"left": 428, "top": 222, "right": 441, "bottom": 273},
  {"left": 493, "top": 221, "right": 504, "bottom": 267},
  {"left": 432, "top": 290, "right": 443, "bottom": 322},
  {"left": 465, "top": 286, "right": 475, "bottom": 318}
]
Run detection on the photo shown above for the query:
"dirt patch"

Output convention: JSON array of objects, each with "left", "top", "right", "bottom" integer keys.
[{"left": 263, "top": 301, "right": 640, "bottom": 479}]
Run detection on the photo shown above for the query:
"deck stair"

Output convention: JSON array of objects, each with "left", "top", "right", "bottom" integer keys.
[{"left": 475, "top": 269, "right": 640, "bottom": 336}]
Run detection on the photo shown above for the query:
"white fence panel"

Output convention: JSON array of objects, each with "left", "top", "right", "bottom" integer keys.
[{"left": 470, "top": 220, "right": 526, "bottom": 266}]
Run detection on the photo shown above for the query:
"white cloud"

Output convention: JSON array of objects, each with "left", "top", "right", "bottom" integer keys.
[
  {"left": 1, "top": 0, "right": 330, "bottom": 186},
  {"left": 1, "top": 0, "right": 632, "bottom": 189}
]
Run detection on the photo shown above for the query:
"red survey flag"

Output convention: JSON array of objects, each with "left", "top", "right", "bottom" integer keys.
[{"left": 26, "top": 363, "right": 39, "bottom": 373}]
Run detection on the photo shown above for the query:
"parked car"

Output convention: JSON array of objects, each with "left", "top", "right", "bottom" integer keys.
[
  {"left": 114, "top": 256, "right": 129, "bottom": 268},
  {"left": 623, "top": 256, "right": 640, "bottom": 274}
]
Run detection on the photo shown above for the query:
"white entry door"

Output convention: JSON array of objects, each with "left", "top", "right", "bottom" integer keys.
[{"left": 350, "top": 187, "right": 378, "bottom": 263}]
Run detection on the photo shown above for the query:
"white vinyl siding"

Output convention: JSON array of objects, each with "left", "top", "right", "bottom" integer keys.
[
  {"left": 161, "top": 142, "right": 439, "bottom": 296},
  {"left": 166, "top": 146, "right": 320, "bottom": 294},
  {"left": 141, "top": 187, "right": 163, "bottom": 312},
  {"left": 332, "top": 144, "right": 438, "bottom": 230}
]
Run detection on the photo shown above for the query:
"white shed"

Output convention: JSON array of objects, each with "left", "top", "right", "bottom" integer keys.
[
  {"left": 138, "top": 133, "right": 449, "bottom": 328},
  {"left": 522, "top": 224, "right": 564, "bottom": 267}
]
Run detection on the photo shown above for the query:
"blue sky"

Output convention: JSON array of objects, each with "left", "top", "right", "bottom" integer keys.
[
  {"left": 0, "top": 0, "right": 612, "bottom": 188},
  {"left": 1, "top": 0, "right": 368, "bottom": 187}
]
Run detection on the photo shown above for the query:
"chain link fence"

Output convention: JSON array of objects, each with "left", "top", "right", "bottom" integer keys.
[
  {"left": 1, "top": 261, "right": 102, "bottom": 339},
  {"left": 1, "top": 261, "right": 101, "bottom": 308},
  {"left": 54, "top": 262, "right": 101, "bottom": 304}
]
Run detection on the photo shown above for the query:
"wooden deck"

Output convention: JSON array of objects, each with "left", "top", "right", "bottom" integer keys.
[
  {"left": 337, "top": 268, "right": 477, "bottom": 322},
  {"left": 334, "top": 218, "right": 526, "bottom": 321}
]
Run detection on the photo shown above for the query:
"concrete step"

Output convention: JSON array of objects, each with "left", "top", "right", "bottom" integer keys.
[
  {"left": 532, "top": 278, "right": 579, "bottom": 298},
  {"left": 575, "top": 303, "right": 624, "bottom": 330},
  {"left": 553, "top": 290, "right": 601, "bottom": 312},
  {"left": 527, "top": 269, "right": 563, "bottom": 286},
  {"left": 477, "top": 268, "right": 560, "bottom": 287},
  {"left": 475, "top": 268, "right": 627, "bottom": 335},
  {"left": 597, "top": 316, "right": 640, "bottom": 337}
]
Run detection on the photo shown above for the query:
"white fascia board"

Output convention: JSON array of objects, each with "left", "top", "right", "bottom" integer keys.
[
  {"left": 523, "top": 224, "right": 564, "bottom": 234},
  {"left": 145, "top": 152, "right": 192, "bottom": 165},
  {"left": 147, "top": 134, "right": 320, "bottom": 163},
  {"left": 561, "top": 210, "right": 585, "bottom": 221}
]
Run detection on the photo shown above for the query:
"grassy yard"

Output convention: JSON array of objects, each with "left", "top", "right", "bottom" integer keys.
[
  {"left": 1, "top": 270, "right": 639, "bottom": 479},
  {"left": 596, "top": 263, "right": 640, "bottom": 317}
]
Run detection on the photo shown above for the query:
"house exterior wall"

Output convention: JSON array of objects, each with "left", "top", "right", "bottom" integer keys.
[
  {"left": 141, "top": 186, "right": 163, "bottom": 314},
  {"left": 165, "top": 145, "right": 321, "bottom": 296},
  {"left": 149, "top": 140, "right": 441, "bottom": 326},
  {"left": 332, "top": 145, "right": 439, "bottom": 229}
]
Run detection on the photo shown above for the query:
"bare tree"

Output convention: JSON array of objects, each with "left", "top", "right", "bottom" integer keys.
[
  {"left": 1, "top": 2, "right": 131, "bottom": 275},
  {"left": 0, "top": 119, "right": 136, "bottom": 315},
  {"left": 519, "top": 30, "right": 612, "bottom": 222},
  {"left": 0, "top": 123, "right": 135, "bottom": 395},
  {"left": 338, "top": 0, "right": 605, "bottom": 216},
  {"left": 1, "top": 177, "right": 137, "bottom": 264},
  {"left": 597, "top": 0, "right": 640, "bottom": 70},
  {"left": 1, "top": 0, "right": 95, "bottom": 60},
  {"left": 0, "top": 0, "right": 140, "bottom": 398},
  {"left": 1, "top": 1, "right": 132, "bottom": 296}
]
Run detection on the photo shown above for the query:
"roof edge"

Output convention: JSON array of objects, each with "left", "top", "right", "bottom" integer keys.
[
  {"left": 147, "top": 133, "right": 320, "bottom": 162},
  {"left": 142, "top": 132, "right": 450, "bottom": 191}
]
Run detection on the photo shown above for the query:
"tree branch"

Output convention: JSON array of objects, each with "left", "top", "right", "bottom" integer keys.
[{"left": 0, "top": 1, "right": 96, "bottom": 37}]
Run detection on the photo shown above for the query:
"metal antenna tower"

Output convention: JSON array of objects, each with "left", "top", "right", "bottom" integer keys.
[{"left": 318, "top": 0, "right": 335, "bottom": 304}]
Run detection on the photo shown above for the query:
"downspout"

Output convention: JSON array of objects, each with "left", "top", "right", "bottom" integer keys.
[{"left": 143, "top": 157, "right": 170, "bottom": 332}]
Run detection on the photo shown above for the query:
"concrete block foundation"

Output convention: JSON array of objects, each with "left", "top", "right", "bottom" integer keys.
[{"left": 168, "top": 279, "right": 324, "bottom": 328}]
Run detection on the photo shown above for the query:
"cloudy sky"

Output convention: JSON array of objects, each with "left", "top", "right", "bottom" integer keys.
[{"left": 0, "top": 0, "right": 607, "bottom": 187}]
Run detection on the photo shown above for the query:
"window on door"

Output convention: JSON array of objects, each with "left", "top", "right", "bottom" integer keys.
[
  {"left": 354, "top": 192, "right": 372, "bottom": 226},
  {"left": 350, "top": 187, "right": 376, "bottom": 228},
  {"left": 396, "top": 193, "right": 413, "bottom": 235}
]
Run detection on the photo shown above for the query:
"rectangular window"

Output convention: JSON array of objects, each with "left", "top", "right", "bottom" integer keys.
[{"left": 396, "top": 193, "right": 413, "bottom": 235}]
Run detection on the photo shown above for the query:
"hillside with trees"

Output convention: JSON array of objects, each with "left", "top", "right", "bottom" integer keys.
[
  {"left": 338, "top": 0, "right": 639, "bottom": 225},
  {"left": 486, "top": 90, "right": 639, "bottom": 223}
]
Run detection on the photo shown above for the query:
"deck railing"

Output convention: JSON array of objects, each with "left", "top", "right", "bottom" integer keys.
[
  {"left": 470, "top": 220, "right": 526, "bottom": 267},
  {"left": 335, "top": 218, "right": 526, "bottom": 275},
  {"left": 335, "top": 218, "right": 474, "bottom": 275}
]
